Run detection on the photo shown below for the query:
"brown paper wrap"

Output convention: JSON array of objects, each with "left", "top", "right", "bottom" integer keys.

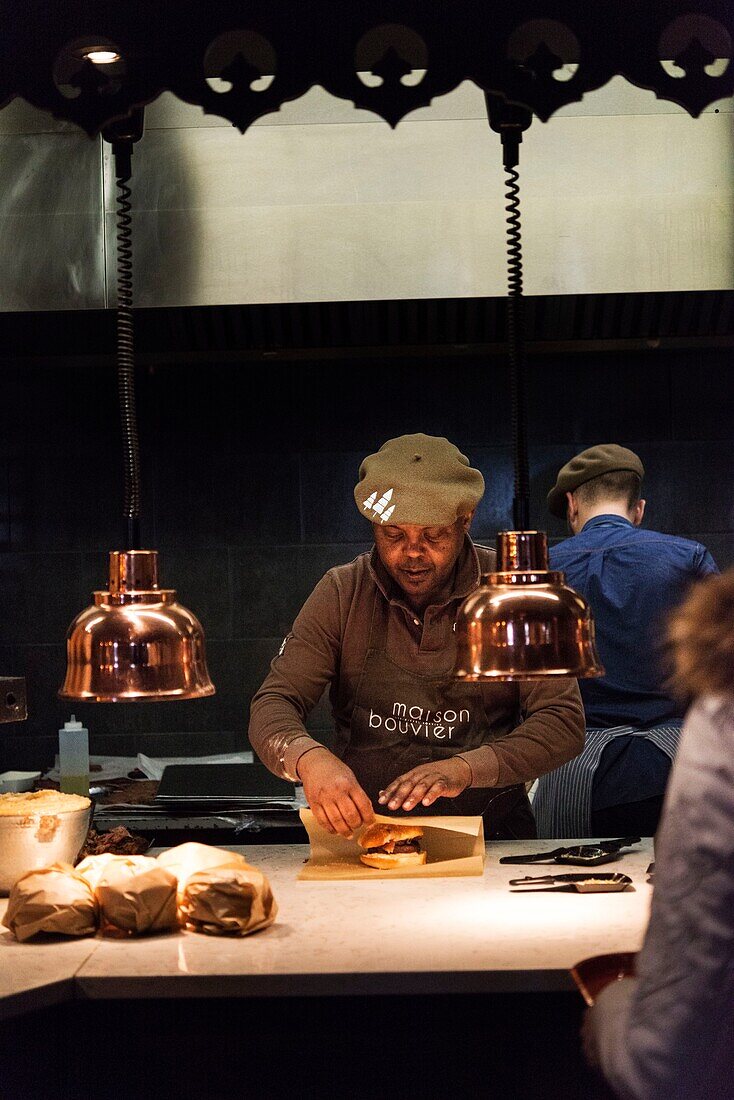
[
  {"left": 84, "top": 855, "right": 179, "bottom": 935},
  {"left": 179, "top": 866, "right": 278, "bottom": 936},
  {"left": 156, "top": 843, "right": 252, "bottom": 899},
  {"left": 298, "top": 810, "right": 485, "bottom": 880},
  {"left": 76, "top": 852, "right": 135, "bottom": 890},
  {"left": 2, "top": 862, "right": 97, "bottom": 942}
]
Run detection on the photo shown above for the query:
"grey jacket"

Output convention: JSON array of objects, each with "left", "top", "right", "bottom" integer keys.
[{"left": 586, "top": 694, "right": 734, "bottom": 1099}]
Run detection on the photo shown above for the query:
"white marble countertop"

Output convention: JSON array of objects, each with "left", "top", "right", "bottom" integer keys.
[{"left": 0, "top": 838, "right": 653, "bottom": 1017}]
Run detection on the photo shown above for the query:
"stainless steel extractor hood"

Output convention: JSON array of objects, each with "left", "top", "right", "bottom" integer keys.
[{"left": 0, "top": 78, "right": 732, "bottom": 314}]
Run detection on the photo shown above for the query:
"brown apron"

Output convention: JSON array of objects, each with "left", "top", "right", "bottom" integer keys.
[{"left": 342, "top": 591, "right": 536, "bottom": 840}]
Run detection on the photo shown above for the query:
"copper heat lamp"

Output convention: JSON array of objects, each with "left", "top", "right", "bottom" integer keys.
[
  {"left": 60, "top": 111, "right": 214, "bottom": 701},
  {"left": 454, "top": 97, "right": 603, "bottom": 683}
]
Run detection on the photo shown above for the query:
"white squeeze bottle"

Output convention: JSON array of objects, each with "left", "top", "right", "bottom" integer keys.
[{"left": 59, "top": 715, "right": 89, "bottom": 797}]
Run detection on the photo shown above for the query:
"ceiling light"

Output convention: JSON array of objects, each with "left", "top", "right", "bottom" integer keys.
[
  {"left": 60, "top": 551, "right": 215, "bottom": 701},
  {"left": 83, "top": 49, "right": 121, "bottom": 65},
  {"left": 454, "top": 532, "right": 603, "bottom": 681}
]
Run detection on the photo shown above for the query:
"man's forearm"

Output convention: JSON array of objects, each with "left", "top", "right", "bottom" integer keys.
[
  {"left": 502, "top": 679, "right": 586, "bottom": 784},
  {"left": 455, "top": 745, "right": 500, "bottom": 787},
  {"left": 248, "top": 570, "right": 343, "bottom": 780},
  {"left": 249, "top": 694, "right": 324, "bottom": 780},
  {"left": 457, "top": 682, "right": 585, "bottom": 788},
  {"left": 481, "top": 715, "right": 584, "bottom": 786},
  {"left": 456, "top": 728, "right": 576, "bottom": 789}
]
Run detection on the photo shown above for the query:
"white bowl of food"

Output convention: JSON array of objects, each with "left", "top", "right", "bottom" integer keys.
[
  {"left": 0, "top": 790, "right": 91, "bottom": 895},
  {"left": 0, "top": 771, "right": 42, "bottom": 794}
]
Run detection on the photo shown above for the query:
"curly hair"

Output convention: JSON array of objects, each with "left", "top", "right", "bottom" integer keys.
[{"left": 668, "top": 568, "right": 734, "bottom": 699}]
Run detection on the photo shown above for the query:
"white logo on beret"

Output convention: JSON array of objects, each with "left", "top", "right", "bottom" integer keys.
[{"left": 363, "top": 489, "right": 395, "bottom": 523}]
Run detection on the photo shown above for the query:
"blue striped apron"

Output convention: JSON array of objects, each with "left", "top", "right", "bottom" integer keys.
[{"left": 532, "top": 724, "right": 681, "bottom": 839}]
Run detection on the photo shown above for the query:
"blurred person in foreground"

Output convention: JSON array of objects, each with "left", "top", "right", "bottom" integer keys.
[{"left": 584, "top": 569, "right": 734, "bottom": 1100}]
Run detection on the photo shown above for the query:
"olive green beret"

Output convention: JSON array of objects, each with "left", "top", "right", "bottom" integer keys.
[
  {"left": 547, "top": 444, "right": 644, "bottom": 519},
  {"left": 355, "top": 434, "right": 485, "bottom": 526}
]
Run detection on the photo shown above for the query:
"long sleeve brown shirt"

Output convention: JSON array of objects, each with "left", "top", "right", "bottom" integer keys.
[{"left": 249, "top": 538, "right": 585, "bottom": 787}]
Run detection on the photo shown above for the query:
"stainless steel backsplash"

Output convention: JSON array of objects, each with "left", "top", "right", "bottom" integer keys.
[
  {"left": 1, "top": 80, "right": 732, "bottom": 313},
  {"left": 0, "top": 125, "right": 105, "bottom": 311}
]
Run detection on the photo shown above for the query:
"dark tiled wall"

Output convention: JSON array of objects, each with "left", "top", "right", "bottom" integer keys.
[{"left": 1, "top": 347, "right": 732, "bottom": 771}]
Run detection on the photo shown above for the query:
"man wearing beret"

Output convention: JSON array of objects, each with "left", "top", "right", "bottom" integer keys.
[
  {"left": 533, "top": 443, "right": 718, "bottom": 838},
  {"left": 249, "top": 434, "right": 585, "bottom": 840}
]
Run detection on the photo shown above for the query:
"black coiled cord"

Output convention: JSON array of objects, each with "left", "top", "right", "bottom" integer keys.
[
  {"left": 505, "top": 164, "right": 530, "bottom": 532},
  {"left": 115, "top": 158, "right": 142, "bottom": 549}
]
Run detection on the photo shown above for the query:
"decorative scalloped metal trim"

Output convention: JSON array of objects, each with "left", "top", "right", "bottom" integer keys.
[{"left": 4, "top": 1, "right": 733, "bottom": 135}]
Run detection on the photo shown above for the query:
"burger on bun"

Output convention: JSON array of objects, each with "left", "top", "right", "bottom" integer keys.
[{"left": 358, "top": 823, "right": 426, "bottom": 869}]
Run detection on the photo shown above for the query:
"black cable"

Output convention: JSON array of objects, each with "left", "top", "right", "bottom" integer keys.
[
  {"left": 484, "top": 94, "right": 533, "bottom": 532},
  {"left": 504, "top": 164, "right": 530, "bottom": 532},
  {"left": 103, "top": 112, "right": 144, "bottom": 551},
  {"left": 114, "top": 145, "right": 141, "bottom": 550}
]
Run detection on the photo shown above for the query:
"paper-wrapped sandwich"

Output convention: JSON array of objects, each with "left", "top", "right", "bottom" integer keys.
[
  {"left": 2, "top": 862, "right": 97, "bottom": 942},
  {"left": 76, "top": 852, "right": 135, "bottom": 890},
  {"left": 179, "top": 864, "right": 277, "bottom": 936},
  {"left": 4, "top": 842, "right": 277, "bottom": 941},
  {"left": 79, "top": 854, "right": 179, "bottom": 935},
  {"left": 157, "top": 843, "right": 276, "bottom": 935},
  {"left": 156, "top": 842, "right": 252, "bottom": 900}
]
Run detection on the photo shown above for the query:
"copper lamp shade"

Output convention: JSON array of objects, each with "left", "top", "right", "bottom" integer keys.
[
  {"left": 454, "top": 532, "right": 604, "bottom": 682},
  {"left": 60, "top": 551, "right": 215, "bottom": 702}
]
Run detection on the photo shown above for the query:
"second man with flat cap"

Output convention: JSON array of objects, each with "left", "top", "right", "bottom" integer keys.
[
  {"left": 249, "top": 433, "right": 585, "bottom": 839},
  {"left": 534, "top": 443, "right": 718, "bottom": 838}
]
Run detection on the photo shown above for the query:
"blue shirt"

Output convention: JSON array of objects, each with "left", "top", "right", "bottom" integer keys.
[
  {"left": 550, "top": 515, "right": 718, "bottom": 729},
  {"left": 550, "top": 516, "right": 717, "bottom": 809}
]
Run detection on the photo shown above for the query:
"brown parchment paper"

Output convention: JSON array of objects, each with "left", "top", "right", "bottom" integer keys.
[
  {"left": 76, "top": 852, "right": 140, "bottom": 890},
  {"left": 2, "top": 862, "right": 98, "bottom": 942},
  {"left": 156, "top": 842, "right": 253, "bottom": 901},
  {"left": 298, "top": 810, "right": 485, "bottom": 881},
  {"left": 90, "top": 856, "right": 179, "bottom": 935},
  {"left": 179, "top": 866, "right": 278, "bottom": 936}
]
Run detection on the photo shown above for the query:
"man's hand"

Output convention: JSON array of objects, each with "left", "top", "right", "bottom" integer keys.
[
  {"left": 297, "top": 748, "right": 374, "bottom": 838},
  {"left": 378, "top": 757, "right": 472, "bottom": 812}
]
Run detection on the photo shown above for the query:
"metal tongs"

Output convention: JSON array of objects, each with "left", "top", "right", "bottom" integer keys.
[
  {"left": 509, "top": 872, "right": 633, "bottom": 893},
  {"left": 499, "top": 837, "right": 640, "bottom": 867}
]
